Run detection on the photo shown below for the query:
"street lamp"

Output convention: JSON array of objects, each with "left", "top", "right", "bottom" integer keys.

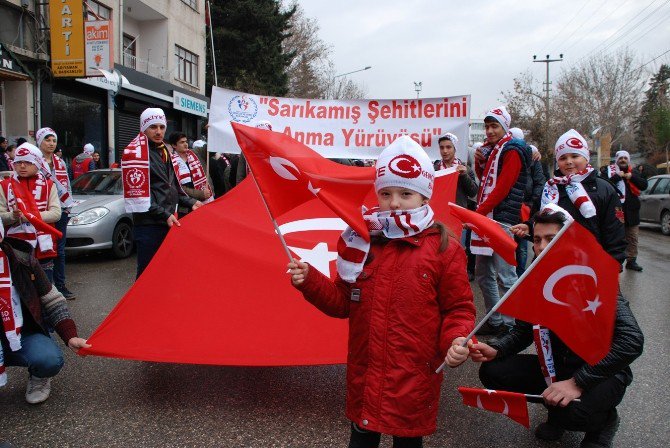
[
  {"left": 334, "top": 66, "right": 372, "bottom": 78},
  {"left": 414, "top": 81, "right": 422, "bottom": 99}
]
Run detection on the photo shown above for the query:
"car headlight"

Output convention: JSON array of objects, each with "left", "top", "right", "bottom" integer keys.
[{"left": 68, "top": 207, "right": 110, "bottom": 226}]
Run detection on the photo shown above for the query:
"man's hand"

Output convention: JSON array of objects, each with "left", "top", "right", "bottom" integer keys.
[
  {"left": 456, "top": 164, "right": 467, "bottom": 174},
  {"left": 192, "top": 201, "right": 203, "bottom": 211},
  {"left": 167, "top": 215, "right": 180, "bottom": 227},
  {"left": 12, "top": 209, "right": 23, "bottom": 222},
  {"left": 542, "top": 378, "right": 583, "bottom": 407},
  {"left": 469, "top": 341, "right": 498, "bottom": 362},
  {"left": 68, "top": 337, "right": 91, "bottom": 355},
  {"left": 475, "top": 147, "right": 485, "bottom": 163},
  {"left": 445, "top": 337, "right": 472, "bottom": 367},
  {"left": 203, "top": 186, "right": 212, "bottom": 200},
  {"left": 532, "top": 150, "right": 542, "bottom": 162},
  {"left": 288, "top": 259, "right": 309, "bottom": 286},
  {"left": 509, "top": 223, "right": 529, "bottom": 237}
]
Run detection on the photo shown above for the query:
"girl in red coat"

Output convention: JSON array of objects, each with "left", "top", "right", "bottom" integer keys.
[{"left": 288, "top": 136, "right": 476, "bottom": 448}]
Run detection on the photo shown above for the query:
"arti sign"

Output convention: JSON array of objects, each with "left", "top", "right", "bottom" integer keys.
[
  {"left": 49, "top": 0, "right": 86, "bottom": 77},
  {"left": 85, "top": 20, "right": 113, "bottom": 77}
]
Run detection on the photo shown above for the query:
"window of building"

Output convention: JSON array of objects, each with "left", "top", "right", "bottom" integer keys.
[
  {"left": 175, "top": 45, "right": 199, "bottom": 86},
  {"left": 181, "top": 0, "right": 198, "bottom": 10},
  {"left": 86, "top": 1, "right": 112, "bottom": 20},
  {"left": 123, "top": 34, "right": 137, "bottom": 69}
]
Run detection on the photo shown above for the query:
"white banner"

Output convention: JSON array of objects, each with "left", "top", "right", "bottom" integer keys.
[{"left": 208, "top": 87, "right": 471, "bottom": 161}]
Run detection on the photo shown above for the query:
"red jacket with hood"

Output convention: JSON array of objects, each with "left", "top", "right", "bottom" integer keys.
[{"left": 296, "top": 227, "right": 476, "bottom": 437}]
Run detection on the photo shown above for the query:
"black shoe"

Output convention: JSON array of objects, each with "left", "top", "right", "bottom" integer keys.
[
  {"left": 535, "top": 422, "right": 565, "bottom": 441},
  {"left": 57, "top": 286, "right": 76, "bottom": 300},
  {"left": 468, "top": 271, "right": 475, "bottom": 282},
  {"left": 625, "top": 259, "right": 643, "bottom": 272},
  {"left": 475, "top": 322, "right": 502, "bottom": 336},
  {"left": 580, "top": 410, "right": 620, "bottom": 448}
]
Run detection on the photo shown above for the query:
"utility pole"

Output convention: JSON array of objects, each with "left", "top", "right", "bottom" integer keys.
[
  {"left": 414, "top": 81, "right": 422, "bottom": 99},
  {"left": 533, "top": 54, "right": 563, "bottom": 156}
]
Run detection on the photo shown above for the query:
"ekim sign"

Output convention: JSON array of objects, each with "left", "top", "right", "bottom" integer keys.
[{"left": 49, "top": 0, "right": 86, "bottom": 77}]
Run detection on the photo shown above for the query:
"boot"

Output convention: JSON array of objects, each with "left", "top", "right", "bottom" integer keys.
[
  {"left": 580, "top": 409, "right": 620, "bottom": 447},
  {"left": 625, "top": 258, "right": 643, "bottom": 272}
]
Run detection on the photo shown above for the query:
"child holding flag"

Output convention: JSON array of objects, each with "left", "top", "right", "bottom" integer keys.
[{"left": 288, "top": 136, "right": 476, "bottom": 448}]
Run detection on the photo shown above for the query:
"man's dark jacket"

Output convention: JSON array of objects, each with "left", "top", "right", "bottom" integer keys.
[{"left": 599, "top": 166, "right": 648, "bottom": 227}]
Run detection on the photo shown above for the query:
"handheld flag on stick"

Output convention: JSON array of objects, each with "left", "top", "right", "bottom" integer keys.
[{"left": 458, "top": 387, "right": 530, "bottom": 427}]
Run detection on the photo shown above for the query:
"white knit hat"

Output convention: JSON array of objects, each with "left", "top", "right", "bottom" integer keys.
[
  {"left": 509, "top": 127, "right": 524, "bottom": 140},
  {"left": 14, "top": 142, "right": 44, "bottom": 166},
  {"left": 36, "top": 127, "right": 57, "bottom": 148},
  {"left": 485, "top": 106, "right": 511, "bottom": 133},
  {"left": 375, "top": 136, "right": 435, "bottom": 199},
  {"left": 555, "top": 129, "right": 589, "bottom": 160},
  {"left": 140, "top": 108, "right": 167, "bottom": 132},
  {"left": 615, "top": 150, "right": 630, "bottom": 162},
  {"left": 83, "top": 143, "right": 95, "bottom": 155},
  {"left": 438, "top": 132, "right": 459, "bottom": 150}
]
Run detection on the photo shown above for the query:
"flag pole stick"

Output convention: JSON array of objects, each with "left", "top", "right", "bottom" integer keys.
[
  {"left": 245, "top": 159, "right": 294, "bottom": 262},
  {"left": 435, "top": 221, "right": 574, "bottom": 373}
]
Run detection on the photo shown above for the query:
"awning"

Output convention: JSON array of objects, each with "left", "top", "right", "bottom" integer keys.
[{"left": 0, "top": 44, "right": 32, "bottom": 81}]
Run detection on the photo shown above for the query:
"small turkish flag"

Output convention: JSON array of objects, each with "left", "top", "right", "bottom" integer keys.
[
  {"left": 233, "top": 122, "right": 375, "bottom": 240},
  {"left": 458, "top": 387, "right": 530, "bottom": 427},
  {"left": 447, "top": 202, "right": 517, "bottom": 265},
  {"left": 498, "top": 221, "right": 619, "bottom": 364}
]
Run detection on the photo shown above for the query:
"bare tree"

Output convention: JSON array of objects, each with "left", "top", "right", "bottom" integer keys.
[{"left": 501, "top": 70, "right": 549, "bottom": 150}]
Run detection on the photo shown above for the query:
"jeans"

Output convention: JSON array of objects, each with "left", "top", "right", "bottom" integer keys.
[
  {"left": 515, "top": 237, "right": 528, "bottom": 277},
  {"left": 134, "top": 224, "right": 170, "bottom": 279},
  {"left": 1, "top": 330, "right": 64, "bottom": 378},
  {"left": 475, "top": 227, "right": 517, "bottom": 328},
  {"left": 348, "top": 423, "right": 423, "bottom": 448},
  {"left": 479, "top": 354, "right": 626, "bottom": 432},
  {"left": 54, "top": 212, "right": 70, "bottom": 289},
  {"left": 39, "top": 258, "right": 55, "bottom": 284}
]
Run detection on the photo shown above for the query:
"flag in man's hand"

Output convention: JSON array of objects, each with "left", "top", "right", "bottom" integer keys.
[
  {"left": 458, "top": 387, "right": 530, "bottom": 427},
  {"left": 498, "top": 221, "right": 619, "bottom": 364},
  {"left": 447, "top": 202, "right": 517, "bottom": 265}
]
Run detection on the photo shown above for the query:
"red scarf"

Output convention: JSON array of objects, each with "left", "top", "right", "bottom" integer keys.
[
  {"left": 533, "top": 325, "right": 556, "bottom": 387},
  {"left": 172, "top": 150, "right": 213, "bottom": 204},
  {"left": 122, "top": 134, "right": 151, "bottom": 213},
  {"left": 437, "top": 158, "right": 463, "bottom": 171},
  {"left": 0, "top": 242, "right": 21, "bottom": 387},
  {"left": 42, "top": 155, "right": 73, "bottom": 208}
]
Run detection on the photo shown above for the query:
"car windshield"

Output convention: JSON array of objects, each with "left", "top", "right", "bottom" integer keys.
[{"left": 72, "top": 171, "right": 123, "bottom": 195}]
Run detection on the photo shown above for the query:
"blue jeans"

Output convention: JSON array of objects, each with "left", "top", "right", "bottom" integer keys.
[
  {"left": 515, "top": 237, "right": 529, "bottom": 277},
  {"left": 1, "top": 330, "right": 64, "bottom": 378},
  {"left": 54, "top": 212, "right": 70, "bottom": 289},
  {"left": 134, "top": 224, "right": 170, "bottom": 279},
  {"left": 474, "top": 227, "right": 517, "bottom": 328},
  {"left": 40, "top": 258, "right": 54, "bottom": 284}
]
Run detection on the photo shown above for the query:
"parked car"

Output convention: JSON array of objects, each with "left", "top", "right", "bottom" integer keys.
[
  {"left": 66, "top": 169, "right": 134, "bottom": 258},
  {"left": 639, "top": 174, "right": 670, "bottom": 236}
]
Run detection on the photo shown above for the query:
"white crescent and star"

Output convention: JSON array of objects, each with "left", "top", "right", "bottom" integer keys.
[
  {"left": 269, "top": 156, "right": 300, "bottom": 181},
  {"left": 542, "top": 265, "right": 601, "bottom": 314},
  {"left": 477, "top": 390, "right": 509, "bottom": 415},
  {"left": 389, "top": 157, "right": 421, "bottom": 175}
]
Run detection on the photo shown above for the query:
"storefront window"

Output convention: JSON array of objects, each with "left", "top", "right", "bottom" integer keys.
[{"left": 52, "top": 92, "right": 105, "bottom": 166}]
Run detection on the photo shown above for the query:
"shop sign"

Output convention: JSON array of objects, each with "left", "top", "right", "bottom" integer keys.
[
  {"left": 85, "top": 20, "right": 113, "bottom": 76},
  {"left": 0, "top": 44, "right": 30, "bottom": 80},
  {"left": 173, "top": 91, "right": 208, "bottom": 117},
  {"left": 49, "top": 0, "right": 86, "bottom": 77}
]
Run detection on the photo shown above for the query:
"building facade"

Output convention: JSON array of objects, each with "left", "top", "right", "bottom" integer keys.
[
  {"left": 0, "top": 0, "right": 208, "bottom": 166},
  {"left": 468, "top": 118, "right": 485, "bottom": 146}
]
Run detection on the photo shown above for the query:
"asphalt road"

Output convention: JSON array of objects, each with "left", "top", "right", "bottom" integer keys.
[{"left": 0, "top": 225, "right": 668, "bottom": 447}]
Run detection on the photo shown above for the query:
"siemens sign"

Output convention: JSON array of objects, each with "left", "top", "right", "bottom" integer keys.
[{"left": 173, "top": 91, "right": 209, "bottom": 117}]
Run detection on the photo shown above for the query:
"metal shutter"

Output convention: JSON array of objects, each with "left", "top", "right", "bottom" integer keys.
[{"left": 116, "top": 112, "right": 140, "bottom": 159}]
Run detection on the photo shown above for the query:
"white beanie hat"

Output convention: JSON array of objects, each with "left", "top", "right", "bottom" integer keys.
[
  {"left": 438, "top": 132, "right": 459, "bottom": 150},
  {"left": 140, "top": 108, "right": 167, "bottom": 132},
  {"left": 529, "top": 144, "right": 539, "bottom": 154},
  {"left": 14, "top": 142, "right": 45, "bottom": 167},
  {"left": 509, "top": 127, "right": 524, "bottom": 140},
  {"left": 485, "top": 106, "right": 511, "bottom": 133},
  {"left": 36, "top": 127, "right": 57, "bottom": 148},
  {"left": 83, "top": 143, "right": 95, "bottom": 154},
  {"left": 615, "top": 150, "right": 630, "bottom": 162},
  {"left": 375, "top": 136, "right": 435, "bottom": 199},
  {"left": 555, "top": 129, "right": 589, "bottom": 160},
  {"left": 255, "top": 120, "right": 273, "bottom": 131}
]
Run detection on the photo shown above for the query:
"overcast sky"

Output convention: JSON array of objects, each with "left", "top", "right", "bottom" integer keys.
[{"left": 299, "top": 0, "right": 670, "bottom": 118}]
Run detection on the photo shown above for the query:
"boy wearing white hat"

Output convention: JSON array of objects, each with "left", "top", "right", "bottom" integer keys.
[{"left": 71, "top": 143, "right": 96, "bottom": 180}]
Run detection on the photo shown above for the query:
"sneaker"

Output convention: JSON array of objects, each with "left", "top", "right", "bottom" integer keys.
[
  {"left": 535, "top": 421, "right": 565, "bottom": 441},
  {"left": 580, "top": 410, "right": 620, "bottom": 448},
  {"left": 57, "top": 286, "right": 76, "bottom": 300},
  {"left": 475, "top": 321, "right": 502, "bottom": 336},
  {"left": 25, "top": 376, "right": 51, "bottom": 404}
]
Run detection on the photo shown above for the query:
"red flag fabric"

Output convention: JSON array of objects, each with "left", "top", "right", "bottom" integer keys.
[
  {"left": 498, "top": 221, "right": 619, "bottom": 365},
  {"left": 458, "top": 387, "right": 530, "bottom": 427},
  {"left": 6, "top": 178, "right": 62, "bottom": 240},
  {"left": 431, "top": 170, "right": 461, "bottom": 237},
  {"left": 447, "top": 202, "right": 517, "bottom": 265},
  {"left": 232, "top": 122, "right": 375, "bottom": 240}
]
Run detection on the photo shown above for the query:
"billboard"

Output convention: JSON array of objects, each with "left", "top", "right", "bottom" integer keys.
[{"left": 49, "top": 0, "right": 86, "bottom": 77}]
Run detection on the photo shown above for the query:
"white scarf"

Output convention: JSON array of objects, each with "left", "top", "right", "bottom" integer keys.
[
  {"left": 437, "top": 158, "right": 462, "bottom": 171},
  {"left": 336, "top": 204, "right": 434, "bottom": 283},
  {"left": 541, "top": 166, "right": 597, "bottom": 218},
  {"left": 0, "top": 244, "right": 22, "bottom": 387},
  {"left": 533, "top": 325, "right": 556, "bottom": 387},
  {"left": 607, "top": 164, "right": 626, "bottom": 204}
]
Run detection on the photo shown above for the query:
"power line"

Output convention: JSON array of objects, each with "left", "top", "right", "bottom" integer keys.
[
  {"left": 549, "top": 0, "right": 609, "bottom": 54},
  {"left": 595, "top": 0, "right": 670, "bottom": 55},
  {"left": 563, "top": 0, "right": 628, "bottom": 52},
  {"left": 541, "top": 0, "right": 591, "bottom": 55},
  {"left": 622, "top": 8, "right": 670, "bottom": 48},
  {"left": 636, "top": 48, "right": 670, "bottom": 70}
]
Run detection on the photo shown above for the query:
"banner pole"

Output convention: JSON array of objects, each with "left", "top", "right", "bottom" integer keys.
[{"left": 435, "top": 221, "right": 574, "bottom": 373}]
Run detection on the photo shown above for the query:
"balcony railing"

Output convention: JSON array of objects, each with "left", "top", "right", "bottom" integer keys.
[{"left": 122, "top": 51, "right": 171, "bottom": 80}]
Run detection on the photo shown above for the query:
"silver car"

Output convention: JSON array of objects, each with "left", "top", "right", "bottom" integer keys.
[
  {"left": 639, "top": 174, "right": 670, "bottom": 236},
  {"left": 65, "top": 169, "right": 135, "bottom": 258}
]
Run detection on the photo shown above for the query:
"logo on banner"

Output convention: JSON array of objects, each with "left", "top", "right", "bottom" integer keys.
[
  {"left": 126, "top": 168, "right": 146, "bottom": 188},
  {"left": 228, "top": 95, "right": 258, "bottom": 123}
]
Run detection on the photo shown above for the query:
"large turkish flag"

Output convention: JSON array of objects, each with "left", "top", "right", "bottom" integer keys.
[{"left": 498, "top": 221, "right": 619, "bottom": 365}]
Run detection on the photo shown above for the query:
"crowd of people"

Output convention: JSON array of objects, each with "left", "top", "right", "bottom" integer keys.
[{"left": 0, "top": 102, "right": 648, "bottom": 448}]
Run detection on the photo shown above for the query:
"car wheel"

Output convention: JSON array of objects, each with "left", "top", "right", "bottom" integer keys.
[
  {"left": 111, "top": 222, "right": 134, "bottom": 258},
  {"left": 661, "top": 210, "right": 670, "bottom": 236}
]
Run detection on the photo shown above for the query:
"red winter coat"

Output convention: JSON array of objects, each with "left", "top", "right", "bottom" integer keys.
[{"left": 296, "top": 227, "right": 476, "bottom": 437}]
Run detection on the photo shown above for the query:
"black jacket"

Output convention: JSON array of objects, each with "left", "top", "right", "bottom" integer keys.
[
  {"left": 132, "top": 140, "right": 196, "bottom": 227},
  {"left": 525, "top": 159, "right": 546, "bottom": 213},
  {"left": 490, "top": 293, "right": 644, "bottom": 390},
  {"left": 553, "top": 170, "right": 627, "bottom": 265},
  {"left": 599, "top": 166, "right": 648, "bottom": 226}
]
